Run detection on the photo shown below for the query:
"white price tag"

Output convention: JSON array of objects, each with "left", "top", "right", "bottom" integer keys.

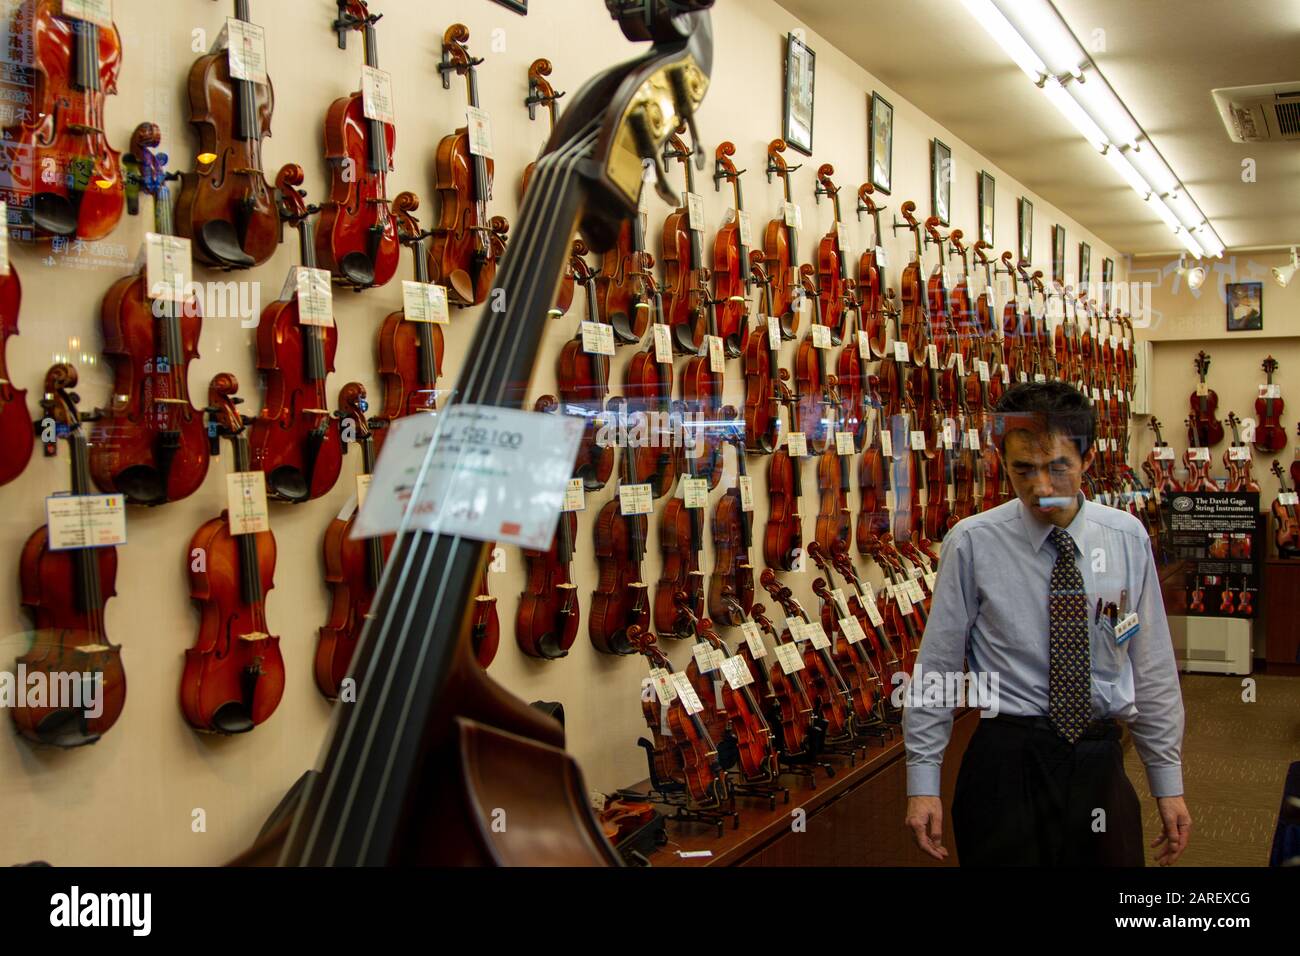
[
  {"left": 355, "top": 473, "right": 372, "bottom": 510},
  {"left": 1103, "top": 388, "right": 1111, "bottom": 402},
  {"left": 829, "top": 588, "right": 850, "bottom": 617},
  {"left": 145, "top": 233, "right": 192, "bottom": 303},
  {"left": 811, "top": 324, "right": 831, "bottom": 349},
  {"left": 942, "top": 420, "right": 955, "bottom": 448},
  {"left": 875, "top": 245, "right": 889, "bottom": 268},
  {"left": 774, "top": 642, "right": 805, "bottom": 675},
  {"left": 767, "top": 315, "right": 782, "bottom": 350},
  {"left": 738, "top": 475, "right": 754, "bottom": 512},
  {"left": 1190, "top": 447, "right": 1210, "bottom": 462},
  {"left": 1229, "top": 446, "right": 1251, "bottom": 462},
  {"left": 840, "top": 616, "right": 867, "bottom": 645},
  {"left": 686, "top": 191, "right": 705, "bottom": 232},
  {"left": 786, "top": 432, "right": 807, "bottom": 457},
  {"left": 1091, "top": 387, "right": 1101, "bottom": 401},
  {"left": 1260, "top": 384, "right": 1282, "bottom": 399},
  {"left": 1196, "top": 382, "right": 1208, "bottom": 397},
  {"left": 563, "top": 477, "right": 585, "bottom": 512},
  {"left": 928, "top": 344, "right": 940, "bottom": 369},
  {"left": 893, "top": 340, "right": 910, "bottom": 363},
  {"left": 783, "top": 202, "right": 802, "bottom": 229},
  {"left": 1279, "top": 492, "right": 1300, "bottom": 506},
  {"left": 0, "top": 200, "right": 7, "bottom": 275},
  {"left": 226, "top": 16, "right": 268, "bottom": 84},
  {"left": 291, "top": 266, "right": 334, "bottom": 326},
  {"left": 737, "top": 209, "right": 753, "bottom": 247},
  {"left": 1154, "top": 446, "right": 1175, "bottom": 460},
  {"left": 857, "top": 329, "right": 871, "bottom": 360},
  {"left": 352, "top": 405, "right": 584, "bottom": 551},
  {"left": 907, "top": 579, "right": 925, "bottom": 603},
  {"left": 649, "top": 667, "right": 677, "bottom": 705},
  {"left": 225, "top": 472, "right": 269, "bottom": 536},
  {"left": 1034, "top": 373, "right": 1047, "bottom": 383},
  {"left": 708, "top": 335, "right": 724, "bottom": 373},
  {"left": 670, "top": 673, "right": 705, "bottom": 714},
  {"left": 402, "top": 280, "right": 449, "bottom": 324},
  {"left": 806, "top": 621, "right": 831, "bottom": 650},
  {"left": 741, "top": 620, "right": 767, "bottom": 659},
  {"left": 652, "top": 323, "right": 673, "bottom": 364},
  {"left": 863, "top": 596, "right": 884, "bottom": 627},
  {"left": 681, "top": 477, "right": 708, "bottom": 509},
  {"left": 967, "top": 428, "right": 980, "bottom": 450},
  {"left": 620, "top": 483, "right": 653, "bottom": 515},
  {"left": 880, "top": 429, "right": 894, "bottom": 458},
  {"left": 581, "top": 320, "right": 616, "bottom": 356},
  {"left": 465, "top": 105, "right": 495, "bottom": 159},
  {"left": 720, "top": 654, "right": 753, "bottom": 690},
  {"left": 62, "top": 0, "right": 112, "bottom": 28},
  {"left": 955, "top": 353, "right": 966, "bottom": 377},
  {"left": 925, "top": 571, "right": 937, "bottom": 591},
  {"left": 45, "top": 494, "right": 126, "bottom": 550},
  {"left": 1018, "top": 371, "right": 1029, "bottom": 383},
  {"left": 895, "top": 586, "right": 915, "bottom": 616},
  {"left": 910, "top": 430, "right": 927, "bottom": 452},
  {"left": 362, "top": 65, "right": 395, "bottom": 125},
  {"left": 1001, "top": 365, "right": 1010, "bottom": 384},
  {"left": 836, "top": 431, "right": 855, "bottom": 456},
  {"left": 692, "top": 642, "right": 722, "bottom": 674},
  {"left": 837, "top": 222, "right": 851, "bottom": 255}
]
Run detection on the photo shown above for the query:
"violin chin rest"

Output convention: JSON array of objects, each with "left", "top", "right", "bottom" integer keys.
[
  {"left": 114, "top": 464, "right": 167, "bottom": 507},
  {"left": 210, "top": 701, "right": 255, "bottom": 735},
  {"left": 268, "top": 466, "right": 308, "bottom": 504},
  {"left": 33, "top": 192, "right": 78, "bottom": 237},
  {"left": 338, "top": 252, "right": 375, "bottom": 289},
  {"left": 33, "top": 708, "right": 101, "bottom": 749},
  {"left": 198, "top": 219, "right": 256, "bottom": 270},
  {"left": 446, "top": 268, "right": 474, "bottom": 305}
]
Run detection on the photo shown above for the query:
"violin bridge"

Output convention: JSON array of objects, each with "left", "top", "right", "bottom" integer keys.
[
  {"left": 75, "top": 644, "right": 113, "bottom": 654},
  {"left": 239, "top": 632, "right": 272, "bottom": 642}
]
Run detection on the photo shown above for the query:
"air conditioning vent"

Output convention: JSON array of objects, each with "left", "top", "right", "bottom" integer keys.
[{"left": 1213, "top": 83, "right": 1300, "bottom": 142}]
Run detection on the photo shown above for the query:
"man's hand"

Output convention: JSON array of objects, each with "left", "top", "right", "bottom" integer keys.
[
  {"left": 1151, "top": 795, "right": 1191, "bottom": 866},
  {"left": 906, "top": 795, "right": 949, "bottom": 861}
]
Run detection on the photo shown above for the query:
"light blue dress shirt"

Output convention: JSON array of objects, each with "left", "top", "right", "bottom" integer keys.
[{"left": 903, "top": 493, "right": 1185, "bottom": 798}]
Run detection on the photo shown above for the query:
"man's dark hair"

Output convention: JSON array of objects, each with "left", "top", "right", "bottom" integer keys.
[{"left": 993, "top": 381, "right": 1096, "bottom": 459}]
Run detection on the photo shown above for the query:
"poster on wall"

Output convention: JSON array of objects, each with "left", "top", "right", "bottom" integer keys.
[
  {"left": 930, "top": 139, "right": 951, "bottom": 227},
  {"left": 1226, "top": 281, "right": 1263, "bottom": 331},
  {"left": 978, "top": 170, "right": 995, "bottom": 246},
  {"left": 783, "top": 33, "right": 815, "bottom": 155},
  {"left": 869, "top": 91, "right": 892, "bottom": 194},
  {"left": 1102, "top": 257, "right": 1114, "bottom": 308},
  {"left": 1052, "top": 224, "right": 1065, "bottom": 284},
  {"left": 1017, "top": 197, "right": 1033, "bottom": 264},
  {"left": 1079, "top": 241, "right": 1091, "bottom": 287},
  {"left": 1164, "top": 491, "right": 1261, "bottom": 619}
]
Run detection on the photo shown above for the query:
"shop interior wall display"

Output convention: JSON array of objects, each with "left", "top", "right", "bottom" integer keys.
[{"left": 0, "top": 0, "right": 1127, "bottom": 865}]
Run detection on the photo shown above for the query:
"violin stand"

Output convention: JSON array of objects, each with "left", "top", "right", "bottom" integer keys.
[
  {"left": 727, "top": 773, "right": 790, "bottom": 811},
  {"left": 628, "top": 739, "right": 740, "bottom": 837},
  {"left": 777, "top": 752, "right": 835, "bottom": 788},
  {"left": 820, "top": 735, "right": 863, "bottom": 767}
]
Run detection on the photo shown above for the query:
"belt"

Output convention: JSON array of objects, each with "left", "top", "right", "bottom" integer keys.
[{"left": 986, "top": 713, "right": 1121, "bottom": 741}]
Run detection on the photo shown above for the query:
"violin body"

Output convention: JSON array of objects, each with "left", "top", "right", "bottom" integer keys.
[
  {"left": 712, "top": 217, "right": 747, "bottom": 356},
  {"left": 708, "top": 489, "right": 754, "bottom": 623},
  {"left": 590, "top": 499, "right": 650, "bottom": 655},
  {"left": 89, "top": 274, "right": 209, "bottom": 504},
  {"left": 660, "top": 206, "right": 706, "bottom": 354},
  {"left": 742, "top": 325, "right": 778, "bottom": 454},
  {"left": 596, "top": 221, "right": 648, "bottom": 343},
  {"left": 516, "top": 512, "right": 580, "bottom": 660},
  {"left": 680, "top": 362, "right": 722, "bottom": 489},
  {"left": 0, "top": 269, "right": 33, "bottom": 487},
  {"left": 430, "top": 125, "right": 500, "bottom": 305},
  {"left": 654, "top": 497, "right": 704, "bottom": 638},
  {"left": 815, "top": 449, "right": 850, "bottom": 555},
  {"left": 378, "top": 305, "right": 444, "bottom": 419},
  {"left": 248, "top": 297, "right": 344, "bottom": 503},
  {"left": 1254, "top": 396, "right": 1287, "bottom": 453},
  {"left": 557, "top": 338, "right": 614, "bottom": 493},
  {"left": 5, "top": 1, "right": 124, "bottom": 240},
  {"left": 764, "top": 448, "right": 802, "bottom": 570},
  {"left": 183, "top": 511, "right": 284, "bottom": 732},
  {"left": 16, "top": 526, "right": 125, "bottom": 744},
  {"left": 176, "top": 38, "right": 279, "bottom": 268},
  {"left": 318, "top": 90, "right": 400, "bottom": 289},
  {"left": 316, "top": 506, "right": 394, "bottom": 700}
]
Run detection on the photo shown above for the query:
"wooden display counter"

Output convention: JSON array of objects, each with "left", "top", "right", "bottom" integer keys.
[{"left": 626, "top": 708, "right": 980, "bottom": 867}]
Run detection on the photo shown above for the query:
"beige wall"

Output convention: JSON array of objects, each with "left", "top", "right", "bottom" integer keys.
[{"left": 0, "top": 0, "right": 1128, "bottom": 865}]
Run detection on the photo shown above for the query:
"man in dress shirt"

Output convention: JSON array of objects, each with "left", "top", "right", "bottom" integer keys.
[{"left": 903, "top": 381, "right": 1191, "bottom": 866}]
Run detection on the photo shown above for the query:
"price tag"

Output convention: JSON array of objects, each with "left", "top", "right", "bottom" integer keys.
[
  {"left": 925, "top": 571, "right": 938, "bottom": 591},
  {"left": 1279, "top": 492, "right": 1299, "bottom": 506},
  {"left": 648, "top": 667, "right": 677, "bottom": 705},
  {"left": 928, "top": 344, "right": 940, "bottom": 369},
  {"left": 984, "top": 287, "right": 995, "bottom": 305},
  {"left": 1034, "top": 373, "right": 1047, "bottom": 383},
  {"left": 0, "top": 201, "right": 7, "bottom": 275},
  {"left": 1001, "top": 366, "right": 1011, "bottom": 384},
  {"left": 670, "top": 673, "right": 704, "bottom": 715},
  {"left": 895, "top": 586, "right": 915, "bottom": 616},
  {"left": 880, "top": 429, "right": 893, "bottom": 458},
  {"left": 1196, "top": 382, "right": 1208, "bottom": 397},
  {"left": 225, "top": 472, "right": 269, "bottom": 536},
  {"left": 767, "top": 315, "right": 782, "bottom": 350},
  {"left": 836, "top": 431, "right": 855, "bottom": 456},
  {"left": 355, "top": 473, "right": 373, "bottom": 510},
  {"left": 786, "top": 432, "right": 807, "bottom": 457},
  {"left": 1190, "top": 447, "right": 1210, "bottom": 462},
  {"left": 1019, "top": 371, "right": 1029, "bottom": 383},
  {"left": 692, "top": 642, "right": 722, "bottom": 674},
  {"left": 62, "top": 0, "right": 113, "bottom": 27},
  {"left": 1120, "top": 337, "right": 1129, "bottom": 350},
  {"left": 863, "top": 597, "right": 884, "bottom": 627},
  {"left": 685, "top": 191, "right": 705, "bottom": 232},
  {"left": 590, "top": 790, "right": 607, "bottom": 812},
  {"left": 1154, "top": 446, "right": 1175, "bottom": 460},
  {"left": 1260, "top": 384, "right": 1282, "bottom": 399},
  {"left": 562, "top": 477, "right": 585, "bottom": 512},
  {"left": 681, "top": 477, "right": 708, "bottom": 509},
  {"left": 652, "top": 323, "right": 673, "bottom": 364},
  {"left": 720, "top": 655, "right": 754, "bottom": 690},
  {"left": 907, "top": 579, "right": 925, "bottom": 603},
  {"left": 1229, "top": 446, "right": 1250, "bottom": 461},
  {"left": 1108, "top": 334, "right": 1118, "bottom": 350},
  {"left": 403, "top": 280, "right": 450, "bottom": 324},
  {"left": 955, "top": 353, "right": 966, "bottom": 377},
  {"left": 783, "top": 201, "right": 802, "bottom": 229},
  {"left": 708, "top": 335, "right": 724, "bottom": 373},
  {"left": 774, "top": 642, "right": 805, "bottom": 675},
  {"left": 145, "top": 233, "right": 192, "bottom": 302},
  {"left": 967, "top": 428, "right": 980, "bottom": 450},
  {"left": 737, "top": 209, "right": 753, "bottom": 247},
  {"left": 289, "top": 266, "right": 334, "bottom": 326},
  {"left": 45, "top": 494, "right": 126, "bottom": 550},
  {"left": 840, "top": 616, "right": 867, "bottom": 645},
  {"left": 1103, "top": 388, "right": 1111, "bottom": 402},
  {"left": 875, "top": 245, "right": 889, "bottom": 268},
  {"left": 857, "top": 329, "right": 871, "bottom": 360},
  {"left": 811, "top": 324, "right": 831, "bottom": 349},
  {"left": 836, "top": 222, "right": 851, "bottom": 255},
  {"left": 741, "top": 620, "right": 767, "bottom": 658},
  {"left": 806, "top": 621, "right": 831, "bottom": 650},
  {"left": 893, "top": 340, "right": 910, "bottom": 363},
  {"left": 788, "top": 619, "right": 809, "bottom": 643},
  {"left": 738, "top": 475, "right": 754, "bottom": 511},
  {"left": 910, "top": 430, "right": 927, "bottom": 452},
  {"left": 620, "top": 483, "right": 653, "bottom": 515},
  {"left": 226, "top": 16, "right": 268, "bottom": 84},
  {"left": 581, "top": 320, "right": 615, "bottom": 356},
  {"left": 362, "top": 65, "right": 395, "bottom": 125},
  {"left": 942, "top": 420, "right": 955, "bottom": 448},
  {"left": 1091, "top": 387, "right": 1101, "bottom": 401}
]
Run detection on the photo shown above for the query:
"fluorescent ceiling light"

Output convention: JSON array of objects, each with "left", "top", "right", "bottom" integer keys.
[
  {"left": 961, "top": 0, "right": 1047, "bottom": 80},
  {"left": 1194, "top": 224, "right": 1225, "bottom": 258},
  {"left": 1066, "top": 71, "right": 1141, "bottom": 148},
  {"left": 1176, "top": 230, "right": 1205, "bottom": 258},
  {"left": 1042, "top": 77, "right": 1107, "bottom": 151},
  {"left": 991, "top": 0, "right": 1086, "bottom": 78},
  {"left": 1126, "top": 141, "right": 1179, "bottom": 196},
  {"left": 1146, "top": 194, "right": 1182, "bottom": 232},
  {"left": 1104, "top": 147, "right": 1152, "bottom": 199},
  {"left": 1165, "top": 191, "right": 1203, "bottom": 232}
]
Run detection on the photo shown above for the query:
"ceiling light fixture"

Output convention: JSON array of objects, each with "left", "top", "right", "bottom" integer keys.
[
  {"left": 1188, "top": 266, "right": 1207, "bottom": 291},
  {"left": 1272, "top": 246, "right": 1299, "bottom": 288}
]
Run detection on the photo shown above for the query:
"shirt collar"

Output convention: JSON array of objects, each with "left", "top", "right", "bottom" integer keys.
[{"left": 1018, "top": 491, "right": 1089, "bottom": 555}]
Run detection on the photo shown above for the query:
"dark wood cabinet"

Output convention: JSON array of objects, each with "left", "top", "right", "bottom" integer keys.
[{"left": 1262, "top": 559, "right": 1300, "bottom": 666}]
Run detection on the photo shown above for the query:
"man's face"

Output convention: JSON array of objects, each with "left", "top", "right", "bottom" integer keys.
[{"left": 1001, "top": 429, "right": 1095, "bottom": 524}]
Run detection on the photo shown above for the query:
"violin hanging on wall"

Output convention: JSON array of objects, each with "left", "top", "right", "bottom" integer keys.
[
  {"left": 90, "top": 124, "right": 210, "bottom": 506},
  {"left": 711, "top": 141, "right": 751, "bottom": 358},
  {"left": 742, "top": 250, "right": 782, "bottom": 454},
  {"left": 15, "top": 363, "right": 126, "bottom": 747},
  {"left": 378, "top": 192, "right": 444, "bottom": 424},
  {"left": 0, "top": 257, "right": 32, "bottom": 488},
  {"left": 318, "top": 0, "right": 400, "bottom": 290},
  {"left": 177, "top": 0, "right": 280, "bottom": 269},
  {"left": 1254, "top": 356, "right": 1286, "bottom": 454},
  {"left": 3, "top": 0, "right": 124, "bottom": 240},
  {"left": 522, "top": 58, "right": 575, "bottom": 318},
  {"left": 763, "top": 138, "right": 802, "bottom": 340},
  {"left": 1188, "top": 351, "right": 1224, "bottom": 447},
  {"left": 183, "top": 373, "right": 284, "bottom": 734},
  {"left": 660, "top": 128, "right": 709, "bottom": 355}
]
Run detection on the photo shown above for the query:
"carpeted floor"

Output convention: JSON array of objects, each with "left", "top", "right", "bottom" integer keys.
[{"left": 1124, "top": 672, "right": 1300, "bottom": 867}]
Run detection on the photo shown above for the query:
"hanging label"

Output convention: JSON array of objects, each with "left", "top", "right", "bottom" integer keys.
[
  {"left": 840, "top": 616, "right": 867, "bottom": 645},
  {"left": 928, "top": 344, "right": 940, "bottom": 369},
  {"left": 692, "top": 643, "right": 722, "bottom": 674},
  {"left": 652, "top": 323, "right": 673, "bottom": 363},
  {"left": 863, "top": 596, "right": 884, "bottom": 627},
  {"left": 737, "top": 209, "right": 754, "bottom": 247},
  {"left": 225, "top": 472, "right": 270, "bottom": 536},
  {"left": 880, "top": 429, "right": 893, "bottom": 458},
  {"left": 967, "top": 428, "right": 980, "bottom": 450},
  {"left": 925, "top": 571, "right": 938, "bottom": 591},
  {"left": 670, "top": 673, "right": 705, "bottom": 714},
  {"left": 355, "top": 473, "right": 372, "bottom": 510},
  {"left": 648, "top": 667, "right": 677, "bottom": 705},
  {"left": 0, "top": 201, "right": 7, "bottom": 275},
  {"left": 830, "top": 588, "right": 849, "bottom": 617},
  {"left": 741, "top": 621, "right": 767, "bottom": 658},
  {"left": 226, "top": 17, "right": 268, "bottom": 84},
  {"left": 1001, "top": 365, "right": 1010, "bottom": 384},
  {"left": 783, "top": 202, "right": 802, "bottom": 229},
  {"left": 1034, "top": 373, "right": 1047, "bottom": 383},
  {"left": 856, "top": 329, "right": 871, "bottom": 360},
  {"left": 681, "top": 477, "right": 708, "bottom": 509},
  {"left": 403, "top": 280, "right": 450, "bottom": 324},
  {"left": 1103, "top": 388, "right": 1111, "bottom": 402},
  {"left": 63, "top": 0, "right": 113, "bottom": 27},
  {"left": 145, "top": 233, "right": 192, "bottom": 303},
  {"left": 1189, "top": 447, "right": 1210, "bottom": 462},
  {"left": 45, "top": 494, "right": 126, "bottom": 550},
  {"left": 811, "top": 324, "right": 831, "bottom": 349},
  {"left": 686, "top": 191, "right": 705, "bottom": 232},
  {"left": 836, "top": 222, "right": 851, "bottom": 255},
  {"left": 955, "top": 353, "right": 966, "bottom": 377},
  {"left": 942, "top": 419, "right": 955, "bottom": 447},
  {"left": 1278, "top": 492, "right": 1299, "bottom": 506},
  {"left": 1091, "top": 387, "right": 1101, "bottom": 401},
  {"left": 563, "top": 478, "right": 585, "bottom": 512},
  {"left": 620, "top": 483, "right": 653, "bottom": 515},
  {"left": 738, "top": 475, "right": 754, "bottom": 511},
  {"left": 786, "top": 432, "right": 807, "bottom": 457},
  {"left": 362, "top": 65, "right": 395, "bottom": 125},
  {"left": 1260, "top": 384, "right": 1282, "bottom": 399},
  {"left": 836, "top": 431, "right": 855, "bottom": 456},
  {"left": 581, "top": 321, "right": 616, "bottom": 356},
  {"left": 806, "top": 621, "right": 831, "bottom": 650},
  {"left": 774, "top": 642, "right": 804, "bottom": 675},
  {"left": 875, "top": 244, "right": 890, "bottom": 269},
  {"left": 1154, "top": 446, "right": 1175, "bottom": 460},
  {"left": 720, "top": 655, "right": 753, "bottom": 690},
  {"left": 910, "top": 430, "right": 927, "bottom": 452},
  {"left": 895, "top": 586, "right": 915, "bottom": 615},
  {"left": 708, "top": 335, "right": 724, "bottom": 373},
  {"left": 465, "top": 106, "right": 495, "bottom": 159},
  {"left": 1114, "top": 611, "right": 1139, "bottom": 645},
  {"left": 907, "top": 579, "right": 926, "bottom": 603},
  {"left": 1229, "top": 446, "right": 1250, "bottom": 461},
  {"left": 291, "top": 266, "right": 334, "bottom": 326},
  {"left": 767, "top": 315, "right": 782, "bottom": 350},
  {"left": 1018, "top": 371, "right": 1029, "bottom": 383},
  {"left": 1196, "top": 382, "right": 1208, "bottom": 397},
  {"left": 893, "top": 340, "right": 910, "bottom": 363}
]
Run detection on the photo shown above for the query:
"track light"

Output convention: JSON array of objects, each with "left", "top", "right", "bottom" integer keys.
[
  {"left": 1272, "top": 247, "right": 1298, "bottom": 288},
  {"left": 1176, "top": 253, "right": 1207, "bottom": 291}
]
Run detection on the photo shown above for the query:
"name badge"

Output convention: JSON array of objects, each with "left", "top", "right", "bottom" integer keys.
[{"left": 1114, "top": 611, "right": 1139, "bottom": 645}]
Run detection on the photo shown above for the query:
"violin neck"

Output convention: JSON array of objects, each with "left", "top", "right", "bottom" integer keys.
[{"left": 65, "top": 429, "right": 106, "bottom": 618}]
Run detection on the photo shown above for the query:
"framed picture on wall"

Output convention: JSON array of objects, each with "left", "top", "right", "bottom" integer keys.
[
  {"left": 978, "top": 171, "right": 995, "bottom": 246},
  {"left": 783, "top": 33, "right": 815, "bottom": 156},
  {"left": 931, "top": 139, "right": 952, "bottom": 227},
  {"left": 869, "top": 91, "right": 893, "bottom": 194},
  {"left": 1051, "top": 225, "right": 1065, "bottom": 284},
  {"left": 1102, "top": 257, "right": 1114, "bottom": 309},
  {"left": 1079, "top": 241, "right": 1091, "bottom": 288},
  {"left": 1226, "top": 282, "right": 1263, "bottom": 331},
  {"left": 1017, "top": 198, "right": 1033, "bottom": 264},
  {"left": 489, "top": 0, "right": 527, "bottom": 12}
]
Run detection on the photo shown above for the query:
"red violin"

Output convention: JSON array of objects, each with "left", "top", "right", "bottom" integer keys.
[
  {"left": 1254, "top": 356, "right": 1286, "bottom": 454},
  {"left": 660, "top": 128, "right": 709, "bottom": 355},
  {"left": 0, "top": 260, "right": 33, "bottom": 488},
  {"left": 378, "top": 192, "right": 445, "bottom": 423},
  {"left": 712, "top": 141, "right": 752, "bottom": 357},
  {"left": 742, "top": 251, "right": 782, "bottom": 454},
  {"left": 762, "top": 138, "right": 802, "bottom": 340},
  {"left": 589, "top": 444, "right": 651, "bottom": 656}
]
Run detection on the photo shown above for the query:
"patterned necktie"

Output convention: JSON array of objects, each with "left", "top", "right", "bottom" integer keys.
[{"left": 1048, "top": 527, "right": 1091, "bottom": 743}]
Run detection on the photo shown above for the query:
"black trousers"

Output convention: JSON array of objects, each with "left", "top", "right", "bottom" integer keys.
[{"left": 952, "top": 714, "right": 1145, "bottom": 866}]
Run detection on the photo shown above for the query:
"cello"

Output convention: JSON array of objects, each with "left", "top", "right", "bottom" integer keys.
[
  {"left": 432, "top": 23, "right": 508, "bottom": 306},
  {"left": 660, "top": 128, "right": 710, "bottom": 355},
  {"left": 248, "top": 165, "right": 344, "bottom": 503},
  {"left": 177, "top": 0, "right": 280, "bottom": 269},
  {"left": 90, "top": 123, "right": 210, "bottom": 506},
  {"left": 0, "top": 253, "right": 30, "bottom": 487},
  {"left": 183, "top": 373, "right": 284, "bottom": 733},
  {"left": 378, "top": 192, "right": 445, "bottom": 422},
  {"left": 1254, "top": 356, "right": 1286, "bottom": 454},
  {"left": 318, "top": 0, "right": 400, "bottom": 290},
  {"left": 1188, "top": 351, "right": 1224, "bottom": 447},
  {"left": 762, "top": 138, "right": 802, "bottom": 340},
  {"left": 712, "top": 141, "right": 752, "bottom": 357},
  {"left": 316, "top": 383, "right": 392, "bottom": 699},
  {"left": 3, "top": 0, "right": 124, "bottom": 240},
  {"left": 15, "top": 363, "right": 126, "bottom": 747}
]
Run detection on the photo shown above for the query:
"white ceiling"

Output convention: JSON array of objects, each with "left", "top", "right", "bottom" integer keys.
[{"left": 776, "top": 0, "right": 1300, "bottom": 256}]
